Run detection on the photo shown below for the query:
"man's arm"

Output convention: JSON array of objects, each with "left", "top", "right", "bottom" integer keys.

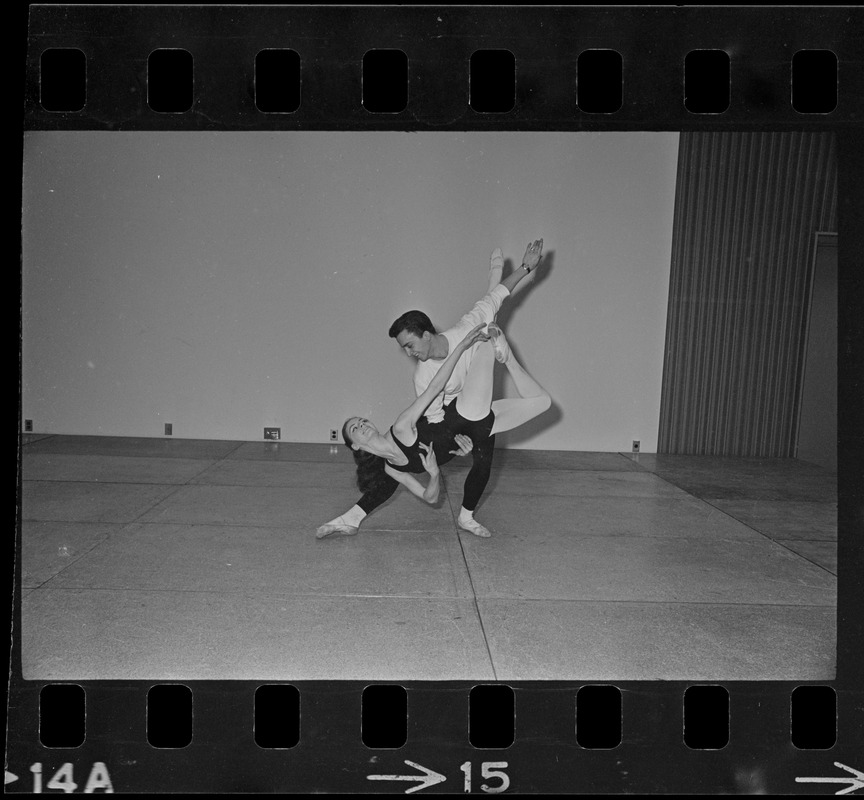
[
  {"left": 452, "top": 240, "right": 545, "bottom": 333},
  {"left": 415, "top": 239, "right": 545, "bottom": 421},
  {"left": 456, "top": 284, "right": 510, "bottom": 330},
  {"left": 499, "top": 238, "right": 544, "bottom": 294}
]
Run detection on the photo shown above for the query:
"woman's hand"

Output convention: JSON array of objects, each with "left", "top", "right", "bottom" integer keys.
[
  {"left": 449, "top": 434, "right": 474, "bottom": 457},
  {"left": 458, "top": 323, "right": 491, "bottom": 353},
  {"left": 419, "top": 442, "right": 439, "bottom": 476}
]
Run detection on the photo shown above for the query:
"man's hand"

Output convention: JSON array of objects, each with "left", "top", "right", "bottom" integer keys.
[
  {"left": 500, "top": 239, "right": 544, "bottom": 295},
  {"left": 521, "top": 238, "right": 544, "bottom": 272},
  {"left": 450, "top": 434, "right": 474, "bottom": 456}
]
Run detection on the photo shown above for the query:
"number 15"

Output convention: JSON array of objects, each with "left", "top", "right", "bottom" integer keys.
[{"left": 460, "top": 761, "right": 510, "bottom": 793}]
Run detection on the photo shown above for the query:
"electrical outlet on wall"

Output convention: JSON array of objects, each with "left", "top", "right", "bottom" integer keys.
[
  {"left": 165, "top": 423, "right": 173, "bottom": 436},
  {"left": 264, "top": 428, "right": 281, "bottom": 441},
  {"left": 24, "top": 419, "right": 33, "bottom": 432},
  {"left": 329, "top": 429, "right": 339, "bottom": 442},
  {"left": 632, "top": 440, "right": 640, "bottom": 453}
]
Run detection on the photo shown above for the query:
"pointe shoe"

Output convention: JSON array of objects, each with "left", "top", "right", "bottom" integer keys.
[
  {"left": 488, "top": 248, "right": 504, "bottom": 292},
  {"left": 487, "top": 323, "right": 511, "bottom": 364},
  {"left": 315, "top": 523, "right": 359, "bottom": 539},
  {"left": 458, "top": 516, "right": 492, "bottom": 538}
]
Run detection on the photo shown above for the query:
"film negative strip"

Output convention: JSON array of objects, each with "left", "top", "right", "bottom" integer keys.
[{"left": 14, "top": 4, "right": 864, "bottom": 794}]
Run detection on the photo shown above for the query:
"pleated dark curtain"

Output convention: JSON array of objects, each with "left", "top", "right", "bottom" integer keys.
[{"left": 658, "top": 132, "right": 837, "bottom": 456}]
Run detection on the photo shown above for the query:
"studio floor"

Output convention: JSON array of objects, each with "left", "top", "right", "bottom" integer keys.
[{"left": 18, "top": 435, "right": 837, "bottom": 681}]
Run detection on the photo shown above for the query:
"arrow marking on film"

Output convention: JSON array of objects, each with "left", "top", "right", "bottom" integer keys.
[
  {"left": 5, "top": 771, "right": 19, "bottom": 785},
  {"left": 367, "top": 760, "right": 446, "bottom": 794},
  {"left": 796, "top": 762, "right": 864, "bottom": 795}
]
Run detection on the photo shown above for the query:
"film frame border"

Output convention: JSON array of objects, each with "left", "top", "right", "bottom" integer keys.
[{"left": 14, "top": 4, "right": 864, "bottom": 795}]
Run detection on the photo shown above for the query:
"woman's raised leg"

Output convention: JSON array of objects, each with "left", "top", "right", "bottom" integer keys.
[
  {"left": 488, "top": 326, "right": 551, "bottom": 435},
  {"left": 488, "top": 247, "right": 504, "bottom": 293}
]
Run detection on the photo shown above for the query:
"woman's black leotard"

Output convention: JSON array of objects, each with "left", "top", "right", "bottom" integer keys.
[
  {"left": 356, "top": 412, "right": 492, "bottom": 512},
  {"left": 386, "top": 427, "right": 428, "bottom": 474}
]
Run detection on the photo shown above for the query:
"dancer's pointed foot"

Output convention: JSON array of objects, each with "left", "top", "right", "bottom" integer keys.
[
  {"left": 488, "top": 247, "right": 504, "bottom": 292},
  {"left": 487, "top": 323, "right": 511, "bottom": 364},
  {"left": 315, "top": 523, "right": 359, "bottom": 539}
]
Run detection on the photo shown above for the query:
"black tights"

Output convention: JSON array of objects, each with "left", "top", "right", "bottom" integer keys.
[
  {"left": 356, "top": 407, "right": 495, "bottom": 515},
  {"left": 443, "top": 403, "right": 495, "bottom": 511},
  {"left": 460, "top": 431, "right": 495, "bottom": 510}
]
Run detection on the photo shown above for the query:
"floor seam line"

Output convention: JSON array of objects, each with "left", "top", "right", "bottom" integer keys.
[
  {"left": 698, "top": 497, "right": 839, "bottom": 578},
  {"left": 446, "top": 480, "right": 498, "bottom": 681}
]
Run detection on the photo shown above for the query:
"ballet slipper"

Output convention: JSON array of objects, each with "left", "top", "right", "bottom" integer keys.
[
  {"left": 487, "top": 323, "right": 511, "bottom": 364},
  {"left": 458, "top": 516, "right": 492, "bottom": 538},
  {"left": 315, "top": 523, "right": 359, "bottom": 539}
]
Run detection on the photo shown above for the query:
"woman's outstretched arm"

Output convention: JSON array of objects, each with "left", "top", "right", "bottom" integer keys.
[{"left": 393, "top": 323, "right": 489, "bottom": 440}]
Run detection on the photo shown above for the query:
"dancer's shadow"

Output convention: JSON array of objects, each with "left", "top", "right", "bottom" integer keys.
[{"left": 491, "top": 250, "right": 563, "bottom": 448}]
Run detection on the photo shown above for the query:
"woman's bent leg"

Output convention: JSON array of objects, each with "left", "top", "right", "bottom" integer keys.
[
  {"left": 489, "top": 396, "right": 550, "bottom": 435},
  {"left": 489, "top": 344, "right": 551, "bottom": 436}
]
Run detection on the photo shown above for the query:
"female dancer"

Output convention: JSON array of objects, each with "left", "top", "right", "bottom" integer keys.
[{"left": 335, "top": 320, "right": 551, "bottom": 537}]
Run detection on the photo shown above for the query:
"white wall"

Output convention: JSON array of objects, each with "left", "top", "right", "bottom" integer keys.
[{"left": 21, "top": 131, "right": 679, "bottom": 451}]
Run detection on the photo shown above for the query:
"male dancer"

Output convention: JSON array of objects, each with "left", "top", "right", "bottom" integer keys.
[{"left": 316, "top": 239, "right": 544, "bottom": 539}]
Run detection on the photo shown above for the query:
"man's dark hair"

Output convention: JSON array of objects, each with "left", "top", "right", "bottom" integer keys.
[{"left": 388, "top": 310, "right": 436, "bottom": 339}]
